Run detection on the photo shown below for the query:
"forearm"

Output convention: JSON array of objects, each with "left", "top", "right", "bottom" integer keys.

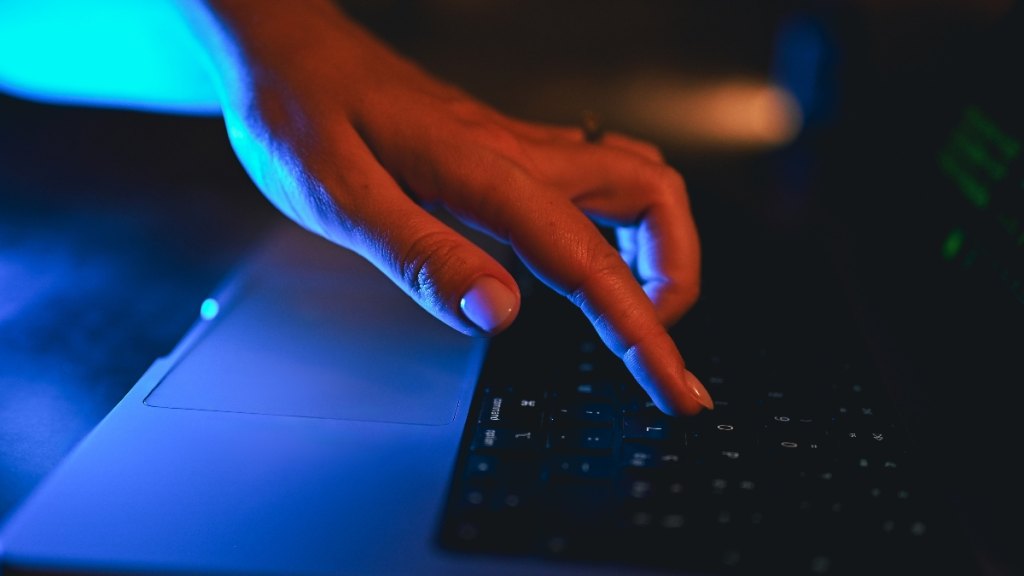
[{"left": 177, "top": 0, "right": 435, "bottom": 111}]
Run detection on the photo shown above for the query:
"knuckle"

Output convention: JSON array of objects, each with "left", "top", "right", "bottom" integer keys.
[
  {"left": 584, "top": 232, "right": 630, "bottom": 281},
  {"left": 444, "top": 105, "right": 534, "bottom": 167},
  {"left": 444, "top": 96, "right": 490, "bottom": 122},
  {"left": 611, "top": 133, "right": 666, "bottom": 161},
  {"left": 395, "top": 229, "right": 464, "bottom": 303},
  {"left": 459, "top": 160, "right": 540, "bottom": 227},
  {"left": 673, "top": 281, "right": 701, "bottom": 316},
  {"left": 567, "top": 239, "right": 632, "bottom": 309},
  {"left": 653, "top": 164, "right": 687, "bottom": 193},
  {"left": 640, "top": 141, "right": 666, "bottom": 161},
  {"left": 645, "top": 164, "right": 690, "bottom": 208},
  {"left": 468, "top": 122, "right": 531, "bottom": 162}
]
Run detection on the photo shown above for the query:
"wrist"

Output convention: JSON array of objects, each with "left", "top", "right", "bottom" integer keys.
[{"left": 178, "top": 0, "right": 368, "bottom": 105}]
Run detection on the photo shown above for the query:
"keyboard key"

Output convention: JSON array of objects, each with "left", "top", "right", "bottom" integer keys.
[
  {"left": 441, "top": 304, "right": 942, "bottom": 576},
  {"left": 477, "top": 393, "right": 544, "bottom": 428},
  {"left": 549, "top": 428, "right": 614, "bottom": 453},
  {"left": 548, "top": 456, "right": 614, "bottom": 480},
  {"left": 621, "top": 414, "right": 681, "bottom": 442},
  {"left": 472, "top": 427, "right": 541, "bottom": 452},
  {"left": 556, "top": 380, "right": 618, "bottom": 400},
  {"left": 549, "top": 402, "right": 615, "bottom": 427},
  {"left": 621, "top": 444, "right": 684, "bottom": 469}
]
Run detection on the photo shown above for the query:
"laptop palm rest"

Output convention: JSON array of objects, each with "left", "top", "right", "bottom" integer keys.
[{"left": 144, "top": 224, "right": 480, "bottom": 426}]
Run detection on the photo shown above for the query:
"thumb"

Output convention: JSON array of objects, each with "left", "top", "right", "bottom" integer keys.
[
  {"left": 371, "top": 205, "right": 521, "bottom": 336},
  {"left": 316, "top": 150, "right": 521, "bottom": 337}
]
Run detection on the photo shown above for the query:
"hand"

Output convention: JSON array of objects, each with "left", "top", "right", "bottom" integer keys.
[{"left": 185, "top": 0, "right": 714, "bottom": 415}]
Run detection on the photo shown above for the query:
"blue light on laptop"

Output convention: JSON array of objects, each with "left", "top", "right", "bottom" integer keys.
[
  {"left": 0, "top": 0, "right": 219, "bottom": 115},
  {"left": 200, "top": 298, "right": 220, "bottom": 321}
]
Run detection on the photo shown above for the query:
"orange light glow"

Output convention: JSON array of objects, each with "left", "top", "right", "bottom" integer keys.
[{"left": 620, "top": 75, "right": 804, "bottom": 151}]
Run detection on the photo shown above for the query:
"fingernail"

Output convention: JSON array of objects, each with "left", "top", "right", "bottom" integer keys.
[
  {"left": 685, "top": 369, "right": 715, "bottom": 411},
  {"left": 460, "top": 276, "right": 517, "bottom": 333}
]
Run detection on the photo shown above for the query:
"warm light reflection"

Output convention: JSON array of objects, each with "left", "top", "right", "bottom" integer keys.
[{"left": 620, "top": 76, "right": 804, "bottom": 151}]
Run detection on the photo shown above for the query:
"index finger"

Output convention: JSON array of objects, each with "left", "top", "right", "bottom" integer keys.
[
  {"left": 525, "top": 140, "right": 701, "bottom": 327},
  {"left": 464, "top": 172, "right": 713, "bottom": 415},
  {"left": 534, "top": 206, "right": 712, "bottom": 415}
]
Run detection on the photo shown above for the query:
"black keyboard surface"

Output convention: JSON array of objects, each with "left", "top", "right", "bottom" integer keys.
[{"left": 438, "top": 286, "right": 971, "bottom": 575}]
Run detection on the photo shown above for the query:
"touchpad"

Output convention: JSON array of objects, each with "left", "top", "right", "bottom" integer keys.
[{"left": 145, "top": 228, "right": 485, "bottom": 426}]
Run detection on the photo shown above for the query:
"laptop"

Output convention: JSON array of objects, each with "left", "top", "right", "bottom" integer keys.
[{"left": 1, "top": 4, "right": 1021, "bottom": 576}]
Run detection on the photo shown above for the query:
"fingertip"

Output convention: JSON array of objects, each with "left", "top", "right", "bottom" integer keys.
[
  {"left": 651, "top": 383, "right": 707, "bottom": 417},
  {"left": 624, "top": 337, "right": 710, "bottom": 417},
  {"left": 655, "top": 370, "right": 713, "bottom": 416},
  {"left": 645, "top": 389, "right": 691, "bottom": 417},
  {"left": 684, "top": 369, "right": 715, "bottom": 411},
  {"left": 460, "top": 275, "right": 520, "bottom": 335}
]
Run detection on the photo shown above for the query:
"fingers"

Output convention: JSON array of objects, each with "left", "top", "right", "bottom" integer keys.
[
  {"left": 300, "top": 130, "right": 523, "bottom": 338},
  {"left": 337, "top": 95, "right": 708, "bottom": 414},
  {"left": 404, "top": 110, "right": 699, "bottom": 326},
  {"left": 489, "top": 116, "right": 699, "bottom": 326},
  {"left": 530, "top": 140, "right": 702, "bottom": 327},
  {"left": 503, "top": 186, "right": 711, "bottom": 416},
  {"left": 366, "top": 108, "right": 710, "bottom": 414},
  {"left": 424, "top": 148, "right": 710, "bottom": 414},
  {"left": 203, "top": 0, "right": 711, "bottom": 423},
  {"left": 500, "top": 116, "right": 666, "bottom": 162}
]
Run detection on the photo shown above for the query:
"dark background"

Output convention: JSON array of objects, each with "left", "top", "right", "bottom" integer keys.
[{"left": 1, "top": 1, "right": 1019, "bottom": 574}]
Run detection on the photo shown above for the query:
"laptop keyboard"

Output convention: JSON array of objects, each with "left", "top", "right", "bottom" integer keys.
[{"left": 438, "top": 292, "right": 960, "bottom": 575}]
